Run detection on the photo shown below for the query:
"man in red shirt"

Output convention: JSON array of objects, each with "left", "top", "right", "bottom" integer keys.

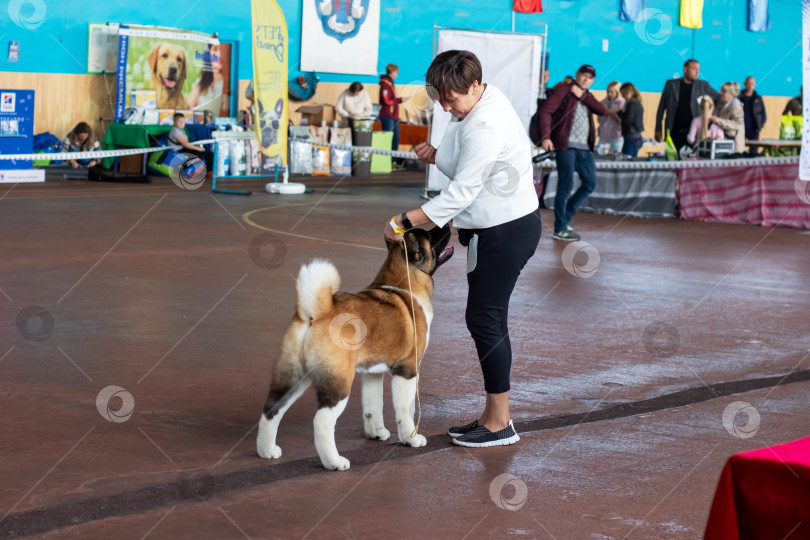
[{"left": 379, "top": 64, "right": 409, "bottom": 161}]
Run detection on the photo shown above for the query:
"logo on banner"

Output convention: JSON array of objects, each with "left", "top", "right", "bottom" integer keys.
[
  {"left": 316, "top": 0, "right": 369, "bottom": 42},
  {"left": 1, "top": 93, "right": 16, "bottom": 113}
]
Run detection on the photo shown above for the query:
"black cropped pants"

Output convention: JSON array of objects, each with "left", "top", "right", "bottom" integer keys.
[{"left": 464, "top": 209, "right": 541, "bottom": 394}]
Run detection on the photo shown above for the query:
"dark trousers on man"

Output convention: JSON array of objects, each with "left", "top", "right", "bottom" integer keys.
[{"left": 554, "top": 148, "right": 597, "bottom": 233}]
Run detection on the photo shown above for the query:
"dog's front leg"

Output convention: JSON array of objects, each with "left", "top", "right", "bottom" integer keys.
[
  {"left": 362, "top": 373, "right": 390, "bottom": 441},
  {"left": 391, "top": 374, "right": 426, "bottom": 447}
]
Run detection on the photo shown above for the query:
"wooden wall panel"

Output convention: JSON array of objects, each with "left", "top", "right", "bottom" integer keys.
[
  {"left": 3, "top": 72, "right": 115, "bottom": 143},
  {"left": 1, "top": 74, "right": 795, "bottom": 148}
]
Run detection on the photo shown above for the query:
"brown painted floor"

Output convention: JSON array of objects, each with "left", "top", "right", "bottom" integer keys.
[{"left": 1, "top": 172, "right": 809, "bottom": 539}]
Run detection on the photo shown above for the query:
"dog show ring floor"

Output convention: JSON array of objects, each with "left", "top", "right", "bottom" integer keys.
[{"left": 1, "top": 172, "right": 808, "bottom": 539}]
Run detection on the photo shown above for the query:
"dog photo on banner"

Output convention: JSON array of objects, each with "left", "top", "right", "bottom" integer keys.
[{"left": 301, "top": 0, "right": 380, "bottom": 74}]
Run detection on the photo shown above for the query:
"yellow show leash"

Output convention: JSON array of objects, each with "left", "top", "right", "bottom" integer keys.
[{"left": 390, "top": 216, "right": 422, "bottom": 439}]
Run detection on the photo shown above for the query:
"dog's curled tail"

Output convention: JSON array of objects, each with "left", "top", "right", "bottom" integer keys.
[{"left": 296, "top": 259, "right": 340, "bottom": 322}]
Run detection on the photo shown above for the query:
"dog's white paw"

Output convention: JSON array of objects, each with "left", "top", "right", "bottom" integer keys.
[
  {"left": 257, "top": 442, "right": 282, "bottom": 459},
  {"left": 327, "top": 456, "right": 351, "bottom": 471},
  {"left": 365, "top": 426, "right": 391, "bottom": 441},
  {"left": 401, "top": 433, "right": 427, "bottom": 447}
]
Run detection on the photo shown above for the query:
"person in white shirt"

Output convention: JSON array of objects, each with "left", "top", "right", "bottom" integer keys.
[
  {"left": 335, "top": 82, "right": 373, "bottom": 123},
  {"left": 383, "top": 50, "right": 541, "bottom": 448}
]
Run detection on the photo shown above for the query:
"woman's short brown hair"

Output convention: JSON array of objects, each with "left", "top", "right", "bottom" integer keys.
[
  {"left": 620, "top": 82, "right": 641, "bottom": 102},
  {"left": 425, "top": 50, "right": 483, "bottom": 102},
  {"left": 386, "top": 64, "right": 398, "bottom": 76}
]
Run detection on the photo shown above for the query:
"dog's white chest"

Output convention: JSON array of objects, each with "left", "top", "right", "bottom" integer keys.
[{"left": 356, "top": 363, "right": 389, "bottom": 374}]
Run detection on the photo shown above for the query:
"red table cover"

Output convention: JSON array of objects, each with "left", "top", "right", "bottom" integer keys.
[
  {"left": 679, "top": 163, "right": 810, "bottom": 230},
  {"left": 704, "top": 437, "right": 810, "bottom": 539}
]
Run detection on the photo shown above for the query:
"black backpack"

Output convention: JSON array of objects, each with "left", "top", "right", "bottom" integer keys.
[
  {"left": 529, "top": 90, "right": 572, "bottom": 146},
  {"left": 529, "top": 96, "right": 545, "bottom": 146}
]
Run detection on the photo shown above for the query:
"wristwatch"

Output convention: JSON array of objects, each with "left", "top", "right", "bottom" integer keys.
[{"left": 400, "top": 212, "right": 413, "bottom": 231}]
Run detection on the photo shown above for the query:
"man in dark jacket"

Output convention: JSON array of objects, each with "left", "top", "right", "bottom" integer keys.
[
  {"left": 539, "top": 64, "right": 612, "bottom": 241},
  {"left": 655, "top": 59, "right": 719, "bottom": 154},
  {"left": 739, "top": 76, "right": 767, "bottom": 154}
]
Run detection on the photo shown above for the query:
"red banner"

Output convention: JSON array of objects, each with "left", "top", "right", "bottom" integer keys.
[{"left": 513, "top": 0, "right": 542, "bottom": 13}]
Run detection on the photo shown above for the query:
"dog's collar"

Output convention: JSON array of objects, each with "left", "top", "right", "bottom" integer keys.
[{"left": 375, "top": 285, "right": 411, "bottom": 296}]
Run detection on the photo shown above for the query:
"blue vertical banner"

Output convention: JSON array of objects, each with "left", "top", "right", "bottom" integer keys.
[
  {"left": 0, "top": 90, "right": 35, "bottom": 170},
  {"left": 620, "top": 0, "right": 647, "bottom": 22},
  {"left": 114, "top": 25, "right": 130, "bottom": 122},
  {"left": 748, "top": 0, "right": 770, "bottom": 32}
]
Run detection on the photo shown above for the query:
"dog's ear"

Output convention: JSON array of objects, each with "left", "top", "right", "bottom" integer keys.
[
  {"left": 403, "top": 232, "right": 424, "bottom": 262},
  {"left": 148, "top": 45, "right": 160, "bottom": 75},
  {"left": 179, "top": 49, "right": 187, "bottom": 84},
  {"left": 274, "top": 98, "right": 284, "bottom": 116}
]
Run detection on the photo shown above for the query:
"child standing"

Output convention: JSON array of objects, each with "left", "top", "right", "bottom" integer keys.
[
  {"left": 618, "top": 83, "right": 645, "bottom": 157},
  {"left": 597, "top": 81, "right": 625, "bottom": 153}
]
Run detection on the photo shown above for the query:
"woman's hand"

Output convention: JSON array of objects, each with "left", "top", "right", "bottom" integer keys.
[
  {"left": 384, "top": 218, "right": 404, "bottom": 243},
  {"left": 414, "top": 142, "right": 436, "bottom": 164},
  {"left": 541, "top": 139, "right": 554, "bottom": 152}
]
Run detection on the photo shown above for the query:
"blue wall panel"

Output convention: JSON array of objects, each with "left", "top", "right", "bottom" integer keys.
[{"left": 0, "top": 0, "right": 801, "bottom": 96}]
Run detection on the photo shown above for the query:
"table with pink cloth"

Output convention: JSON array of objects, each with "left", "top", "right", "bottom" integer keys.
[
  {"left": 679, "top": 163, "right": 810, "bottom": 229},
  {"left": 703, "top": 437, "right": 810, "bottom": 539}
]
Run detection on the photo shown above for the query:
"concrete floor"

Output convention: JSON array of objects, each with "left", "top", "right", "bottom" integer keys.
[{"left": 1, "top": 172, "right": 808, "bottom": 539}]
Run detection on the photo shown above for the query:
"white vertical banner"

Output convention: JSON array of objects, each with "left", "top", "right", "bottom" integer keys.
[
  {"left": 801, "top": 0, "right": 810, "bottom": 180},
  {"left": 428, "top": 30, "right": 542, "bottom": 191},
  {"left": 301, "top": 0, "right": 380, "bottom": 75}
]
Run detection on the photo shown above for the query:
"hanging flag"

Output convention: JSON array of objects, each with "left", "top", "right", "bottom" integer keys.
[
  {"left": 680, "top": 0, "right": 704, "bottom": 29},
  {"left": 513, "top": 0, "right": 542, "bottom": 13},
  {"left": 620, "top": 0, "right": 647, "bottom": 22},
  {"left": 251, "top": 0, "right": 288, "bottom": 170},
  {"left": 748, "top": 0, "right": 770, "bottom": 32}
]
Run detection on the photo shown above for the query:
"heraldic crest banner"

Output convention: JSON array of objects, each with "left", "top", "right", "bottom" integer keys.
[{"left": 301, "top": 0, "right": 380, "bottom": 75}]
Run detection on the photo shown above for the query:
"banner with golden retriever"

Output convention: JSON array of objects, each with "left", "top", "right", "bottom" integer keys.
[
  {"left": 251, "top": 0, "right": 288, "bottom": 169},
  {"left": 114, "top": 25, "right": 226, "bottom": 122}
]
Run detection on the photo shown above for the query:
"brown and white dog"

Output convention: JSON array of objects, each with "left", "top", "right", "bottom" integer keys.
[
  {"left": 148, "top": 43, "right": 188, "bottom": 109},
  {"left": 257, "top": 226, "right": 454, "bottom": 470}
]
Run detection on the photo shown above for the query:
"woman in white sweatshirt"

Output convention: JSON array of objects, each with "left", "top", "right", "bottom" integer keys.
[
  {"left": 384, "top": 50, "right": 541, "bottom": 449},
  {"left": 335, "top": 82, "right": 373, "bottom": 122}
]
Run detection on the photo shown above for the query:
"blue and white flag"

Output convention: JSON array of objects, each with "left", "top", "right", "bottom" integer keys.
[
  {"left": 748, "top": 0, "right": 770, "bottom": 32},
  {"left": 620, "top": 0, "right": 647, "bottom": 22}
]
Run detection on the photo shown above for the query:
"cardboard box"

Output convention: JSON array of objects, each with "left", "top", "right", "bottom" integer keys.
[
  {"left": 296, "top": 104, "right": 334, "bottom": 126},
  {"left": 158, "top": 109, "right": 175, "bottom": 125},
  {"left": 130, "top": 90, "right": 156, "bottom": 108}
]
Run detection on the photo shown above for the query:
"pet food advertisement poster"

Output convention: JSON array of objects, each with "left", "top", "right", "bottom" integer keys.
[
  {"left": 114, "top": 25, "right": 230, "bottom": 122},
  {"left": 252, "top": 0, "right": 288, "bottom": 168},
  {"left": 301, "top": 0, "right": 380, "bottom": 75}
]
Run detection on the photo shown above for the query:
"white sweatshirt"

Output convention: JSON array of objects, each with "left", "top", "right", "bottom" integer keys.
[
  {"left": 335, "top": 89, "right": 373, "bottom": 119},
  {"left": 422, "top": 85, "right": 539, "bottom": 230}
]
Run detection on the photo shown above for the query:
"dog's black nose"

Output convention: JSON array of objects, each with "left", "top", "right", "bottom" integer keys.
[{"left": 168, "top": 66, "right": 177, "bottom": 78}]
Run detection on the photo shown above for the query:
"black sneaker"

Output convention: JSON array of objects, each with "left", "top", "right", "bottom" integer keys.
[
  {"left": 552, "top": 230, "right": 581, "bottom": 241},
  {"left": 447, "top": 419, "right": 479, "bottom": 438},
  {"left": 451, "top": 420, "right": 520, "bottom": 448}
]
